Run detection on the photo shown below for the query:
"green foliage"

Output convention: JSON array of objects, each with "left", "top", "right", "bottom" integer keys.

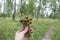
[
  {"left": 20, "top": 0, "right": 35, "bottom": 17},
  {"left": 49, "top": 0, "right": 57, "bottom": 19},
  {"left": 0, "top": 18, "right": 52, "bottom": 40},
  {"left": 0, "top": 3, "right": 2, "bottom": 7},
  {"left": 50, "top": 0, "right": 56, "bottom": 7},
  {"left": 0, "top": 13, "right": 7, "bottom": 17},
  {"left": 28, "top": 0, "right": 35, "bottom": 16},
  {"left": 49, "top": 13, "right": 56, "bottom": 19},
  {"left": 56, "top": 8, "right": 60, "bottom": 19},
  {"left": 43, "top": 0, "right": 47, "bottom": 5},
  {"left": 20, "top": 3, "right": 26, "bottom": 14},
  {"left": 6, "top": 0, "right": 13, "bottom": 17},
  {"left": 0, "top": 18, "right": 60, "bottom": 40},
  {"left": 0, "top": 18, "right": 20, "bottom": 40},
  {"left": 51, "top": 20, "right": 60, "bottom": 40}
]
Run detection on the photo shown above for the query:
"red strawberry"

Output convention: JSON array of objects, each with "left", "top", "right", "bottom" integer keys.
[
  {"left": 25, "top": 16, "right": 28, "bottom": 19},
  {"left": 29, "top": 21, "right": 32, "bottom": 24},
  {"left": 20, "top": 20, "right": 22, "bottom": 23},
  {"left": 29, "top": 18, "right": 32, "bottom": 21},
  {"left": 27, "top": 20, "right": 29, "bottom": 22}
]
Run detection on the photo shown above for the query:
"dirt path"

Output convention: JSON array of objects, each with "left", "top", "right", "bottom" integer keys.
[{"left": 42, "top": 26, "right": 54, "bottom": 40}]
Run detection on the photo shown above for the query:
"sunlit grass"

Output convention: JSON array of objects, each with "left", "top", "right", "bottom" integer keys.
[{"left": 0, "top": 18, "right": 60, "bottom": 40}]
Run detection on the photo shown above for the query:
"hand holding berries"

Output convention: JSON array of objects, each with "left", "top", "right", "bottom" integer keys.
[{"left": 19, "top": 16, "right": 32, "bottom": 37}]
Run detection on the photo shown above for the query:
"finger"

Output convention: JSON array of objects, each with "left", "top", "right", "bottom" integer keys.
[
  {"left": 29, "top": 28, "right": 33, "bottom": 31},
  {"left": 29, "top": 28, "right": 34, "bottom": 33},
  {"left": 16, "top": 29, "right": 22, "bottom": 33},
  {"left": 16, "top": 27, "right": 25, "bottom": 34},
  {"left": 17, "top": 28, "right": 23, "bottom": 33},
  {"left": 22, "top": 27, "right": 28, "bottom": 34},
  {"left": 19, "top": 28, "right": 25, "bottom": 32}
]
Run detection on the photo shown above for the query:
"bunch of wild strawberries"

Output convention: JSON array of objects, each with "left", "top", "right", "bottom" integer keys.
[
  {"left": 19, "top": 16, "right": 32, "bottom": 27},
  {"left": 19, "top": 16, "right": 32, "bottom": 37}
]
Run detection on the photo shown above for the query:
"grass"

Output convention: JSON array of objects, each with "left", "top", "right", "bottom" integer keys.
[
  {"left": 0, "top": 18, "right": 60, "bottom": 40},
  {"left": 51, "top": 19, "right": 60, "bottom": 40}
]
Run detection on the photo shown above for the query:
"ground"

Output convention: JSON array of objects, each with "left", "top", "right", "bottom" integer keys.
[{"left": 0, "top": 18, "right": 60, "bottom": 40}]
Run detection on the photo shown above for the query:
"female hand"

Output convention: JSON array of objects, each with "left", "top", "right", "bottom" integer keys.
[{"left": 15, "top": 26, "right": 33, "bottom": 40}]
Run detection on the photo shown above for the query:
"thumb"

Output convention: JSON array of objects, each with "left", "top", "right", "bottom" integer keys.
[{"left": 22, "top": 27, "right": 28, "bottom": 34}]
